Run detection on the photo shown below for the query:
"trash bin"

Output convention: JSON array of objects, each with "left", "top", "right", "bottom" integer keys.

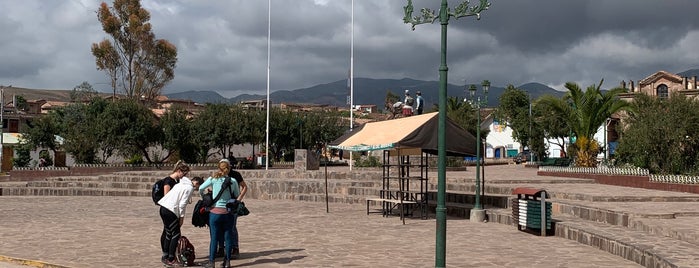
[{"left": 512, "top": 187, "right": 552, "bottom": 236}]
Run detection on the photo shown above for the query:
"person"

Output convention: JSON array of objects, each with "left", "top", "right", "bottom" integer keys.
[
  {"left": 157, "top": 160, "right": 187, "bottom": 265},
  {"left": 415, "top": 90, "right": 424, "bottom": 115},
  {"left": 403, "top": 90, "right": 414, "bottom": 116},
  {"left": 216, "top": 158, "right": 248, "bottom": 260},
  {"left": 163, "top": 161, "right": 185, "bottom": 196},
  {"left": 157, "top": 162, "right": 201, "bottom": 267},
  {"left": 199, "top": 160, "right": 241, "bottom": 268}
]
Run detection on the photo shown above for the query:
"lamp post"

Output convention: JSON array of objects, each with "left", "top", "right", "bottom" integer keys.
[
  {"left": 528, "top": 92, "right": 533, "bottom": 163},
  {"left": 0, "top": 85, "right": 8, "bottom": 173},
  {"left": 468, "top": 80, "right": 489, "bottom": 216},
  {"left": 403, "top": 1, "right": 490, "bottom": 267}
]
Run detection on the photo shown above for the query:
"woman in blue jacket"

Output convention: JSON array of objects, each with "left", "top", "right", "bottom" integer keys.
[{"left": 199, "top": 160, "right": 240, "bottom": 268}]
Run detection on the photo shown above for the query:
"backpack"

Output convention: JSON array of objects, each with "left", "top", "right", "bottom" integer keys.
[
  {"left": 191, "top": 199, "right": 209, "bottom": 228},
  {"left": 151, "top": 179, "right": 166, "bottom": 205},
  {"left": 406, "top": 96, "right": 415, "bottom": 106},
  {"left": 176, "top": 236, "right": 196, "bottom": 267}
]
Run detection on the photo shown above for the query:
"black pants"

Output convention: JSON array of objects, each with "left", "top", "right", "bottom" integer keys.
[{"left": 160, "top": 206, "right": 181, "bottom": 261}]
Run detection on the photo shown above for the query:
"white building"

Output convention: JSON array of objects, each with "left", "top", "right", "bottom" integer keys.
[{"left": 482, "top": 113, "right": 523, "bottom": 159}]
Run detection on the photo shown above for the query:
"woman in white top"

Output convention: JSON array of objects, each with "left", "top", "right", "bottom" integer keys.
[{"left": 157, "top": 162, "right": 202, "bottom": 267}]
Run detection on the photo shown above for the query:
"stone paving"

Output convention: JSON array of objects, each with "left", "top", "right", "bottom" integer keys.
[
  {"left": 5, "top": 164, "right": 699, "bottom": 267},
  {"left": 0, "top": 196, "right": 641, "bottom": 268}
]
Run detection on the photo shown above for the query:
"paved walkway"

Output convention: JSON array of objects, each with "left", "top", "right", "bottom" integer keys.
[{"left": 0, "top": 194, "right": 640, "bottom": 267}]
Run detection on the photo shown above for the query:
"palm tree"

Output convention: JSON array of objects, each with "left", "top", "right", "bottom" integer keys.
[{"left": 539, "top": 80, "right": 629, "bottom": 167}]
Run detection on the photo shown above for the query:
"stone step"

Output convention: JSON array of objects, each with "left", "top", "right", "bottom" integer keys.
[
  {"left": 555, "top": 215, "right": 699, "bottom": 268},
  {"left": 23, "top": 181, "right": 151, "bottom": 190},
  {"left": 487, "top": 209, "right": 699, "bottom": 268},
  {"left": 255, "top": 192, "right": 365, "bottom": 204},
  {"left": 1, "top": 187, "right": 149, "bottom": 197},
  {"left": 551, "top": 199, "right": 699, "bottom": 246}
]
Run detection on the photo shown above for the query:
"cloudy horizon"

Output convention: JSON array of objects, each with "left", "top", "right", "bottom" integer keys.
[{"left": 1, "top": 0, "right": 698, "bottom": 98}]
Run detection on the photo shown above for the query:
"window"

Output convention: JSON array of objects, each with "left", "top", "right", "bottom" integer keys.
[{"left": 656, "top": 84, "right": 668, "bottom": 98}]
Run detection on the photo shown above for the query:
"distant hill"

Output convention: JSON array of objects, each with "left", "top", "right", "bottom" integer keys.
[
  {"left": 166, "top": 78, "right": 566, "bottom": 109},
  {"left": 17, "top": 69, "right": 699, "bottom": 107},
  {"left": 678, "top": 69, "right": 699, "bottom": 78},
  {"left": 166, "top": 90, "right": 230, "bottom": 104}
]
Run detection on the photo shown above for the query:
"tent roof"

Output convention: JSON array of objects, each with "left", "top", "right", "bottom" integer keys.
[{"left": 329, "top": 112, "right": 477, "bottom": 156}]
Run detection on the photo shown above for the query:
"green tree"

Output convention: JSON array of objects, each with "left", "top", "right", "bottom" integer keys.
[
  {"left": 92, "top": 0, "right": 177, "bottom": 101},
  {"left": 615, "top": 94, "right": 699, "bottom": 174},
  {"left": 495, "top": 85, "right": 532, "bottom": 151},
  {"left": 303, "top": 111, "right": 346, "bottom": 158},
  {"left": 159, "top": 106, "right": 195, "bottom": 163},
  {"left": 12, "top": 141, "right": 32, "bottom": 167},
  {"left": 98, "top": 99, "right": 161, "bottom": 164},
  {"left": 55, "top": 102, "right": 100, "bottom": 163},
  {"left": 13, "top": 95, "right": 28, "bottom": 112},
  {"left": 22, "top": 112, "right": 61, "bottom": 156},
  {"left": 70, "top": 81, "right": 99, "bottom": 102},
  {"left": 268, "top": 108, "right": 298, "bottom": 161},
  {"left": 192, "top": 103, "right": 237, "bottom": 162},
  {"left": 533, "top": 99, "right": 569, "bottom": 158},
  {"left": 539, "top": 80, "right": 629, "bottom": 167},
  {"left": 443, "top": 96, "right": 488, "bottom": 140},
  {"left": 240, "top": 108, "right": 266, "bottom": 166}
]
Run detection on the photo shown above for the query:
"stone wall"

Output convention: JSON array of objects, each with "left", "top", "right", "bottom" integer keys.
[{"left": 294, "top": 149, "right": 319, "bottom": 171}]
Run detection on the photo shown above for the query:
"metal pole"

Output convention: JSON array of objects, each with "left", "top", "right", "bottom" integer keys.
[
  {"left": 0, "top": 85, "right": 4, "bottom": 173},
  {"left": 529, "top": 96, "right": 532, "bottom": 162},
  {"left": 475, "top": 103, "right": 481, "bottom": 209},
  {"left": 434, "top": 2, "right": 449, "bottom": 266},
  {"left": 349, "top": 0, "right": 354, "bottom": 172},
  {"left": 264, "top": 0, "right": 271, "bottom": 170},
  {"left": 402, "top": 1, "right": 490, "bottom": 266},
  {"left": 325, "top": 157, "right": 329, "bottom": 213}
]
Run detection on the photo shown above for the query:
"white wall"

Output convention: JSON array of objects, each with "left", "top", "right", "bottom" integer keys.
[{"left": 485, "top": 118, "right": 522, "bottom": 158}]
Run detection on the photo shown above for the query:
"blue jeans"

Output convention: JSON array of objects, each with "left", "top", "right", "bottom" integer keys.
[
  {"left": 218, "top": 214, "right": 239, "bottom": 250},
  {"left": 208, "top": 212, "right": 234, "bottom": 261}
]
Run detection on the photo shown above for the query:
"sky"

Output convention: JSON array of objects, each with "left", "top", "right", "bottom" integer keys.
[{"left": 1, "top": 0, "right": 699, "bottom": 98}]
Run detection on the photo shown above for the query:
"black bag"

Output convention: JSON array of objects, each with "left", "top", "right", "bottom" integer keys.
[
  {"left": 151, "top": 179, "right": 166, "bottom": 205},
  {"left": 191, "top": 199, "right": 209, "bottom": 228},
  {"left": 191, "top": 178, "right": 231, "bottom": 228},
  {"left": 237, "top": 202, "right": 250, "bottom": 216}
]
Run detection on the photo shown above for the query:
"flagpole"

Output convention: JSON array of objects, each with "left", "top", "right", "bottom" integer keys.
[
  {"left": 349, "top": 0, "right": 354, "bottom": 171},
  {"left": 265, "top": 0, "right": 271, "bottom": 170}
]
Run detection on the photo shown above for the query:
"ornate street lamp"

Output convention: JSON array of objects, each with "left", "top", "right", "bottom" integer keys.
[
  {"left": 403, "top": 0, "right": 490, "bottom": 267},
  {"left": 468, "top": 80, "right": 490, "bottom": 215}
]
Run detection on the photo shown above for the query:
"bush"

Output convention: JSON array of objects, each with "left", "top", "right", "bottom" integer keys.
[
  {"left": 354, "top": 156, "right": 382, "bottom": 167},
  {"left": 13, "top": 143, "right": 32, "bottom": 167},
  {"left": 39, "top": 150, "right": 53, "bottom": 167},
  {"left": 124, "top": 154, "right": 144, "bottom": 165}
]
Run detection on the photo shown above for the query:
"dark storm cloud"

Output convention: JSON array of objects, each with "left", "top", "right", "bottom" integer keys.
[{"left": 1, "top": 0, "right": 698, "bottom": 97}]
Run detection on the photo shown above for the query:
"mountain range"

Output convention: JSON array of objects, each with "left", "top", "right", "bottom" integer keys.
[
  {"left": 165, "top": 78, "right": 567, "bottom": 109},
  {"left": 168, "top": 68, "right": 699, "bottom": 108}
]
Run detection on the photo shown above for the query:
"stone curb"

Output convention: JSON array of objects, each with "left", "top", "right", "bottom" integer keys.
[{"left": 0, "top": 255, "right": 71, "bottom": 268}]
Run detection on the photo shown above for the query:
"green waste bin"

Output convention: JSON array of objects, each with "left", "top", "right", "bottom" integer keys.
[{"left": 512, "top": 187, "right": 551, "bottom": 236}]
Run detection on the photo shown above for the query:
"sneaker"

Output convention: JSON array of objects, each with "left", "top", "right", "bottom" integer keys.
[
  {"left": 163, "top": 258, "right": 179, "bottom": 267},
  {"left": 231, "top": 248, "right": 240, "bottom": 260},
  {"left": 202, "top": 261, "right": 215, "bottom": 268}
]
